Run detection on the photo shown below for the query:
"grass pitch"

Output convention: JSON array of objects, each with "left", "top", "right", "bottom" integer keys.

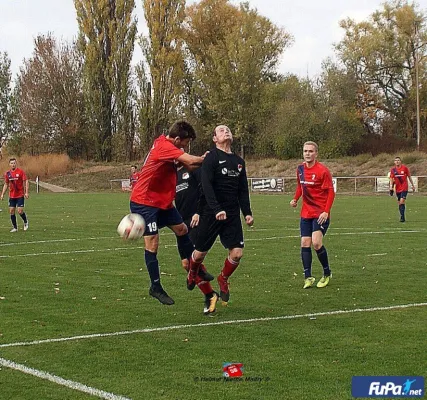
[{"left": 0, "top": 193, "right": 426, "bottom": 399}]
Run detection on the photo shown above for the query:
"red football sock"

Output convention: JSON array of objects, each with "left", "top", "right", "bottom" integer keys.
[
  {"left": 221, "top": 257, "right": 239, "bottom": 278},
  {"left": 197, "top": 279, "right": 214, "bottom": 295},
  {"left": 185, "top": 262, "right": 212, "bottom": 294},
  {"left": 189, "top": 255, "right": 202, "bottom": 280}
]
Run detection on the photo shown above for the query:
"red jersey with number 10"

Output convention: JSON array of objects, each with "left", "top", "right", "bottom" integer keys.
[
  {"left": 131, "top": 135, "right": 184, "bottom": 209},
  {"left": 4, "top": 168, "right": 27, "bottom": 198},
  {"left": 294, "top": 161, "right": 335, "bottom": 219},
  {"left": 390, "top": 165, "right": 410, "bottom": 193}
]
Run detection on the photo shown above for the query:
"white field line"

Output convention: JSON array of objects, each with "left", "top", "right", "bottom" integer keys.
[
  {"left": 1, "top": 226, "right": 422, "bottom": 247},
  {"left": 164, "top": 229, "right": 423, "bottom": 248},
  {"left": 0, "top": 236, "right": 113, "bottom": 247},
  {"left": 1, "top": 302, "right": 426, "bottom": 350},
  {"left": 0, "top": 357, "right": 131, "bottom": 400},
  {"left": 0, "top": 246, "right": 145, "bottom": 258},
  {"left": 0, "top": 229, "right": 423, "bottom": 258}
]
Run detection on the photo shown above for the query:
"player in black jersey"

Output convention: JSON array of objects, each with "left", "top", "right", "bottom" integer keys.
[
  {"left": 175, "top": 165, "right": 218, "bottom": 315},
  {"left": 186, "top": 125, "right": 254, "bottom": 305}
]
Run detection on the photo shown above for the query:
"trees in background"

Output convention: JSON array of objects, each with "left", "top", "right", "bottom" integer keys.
[
  {"left": 137, "top": 0, "right": 186, "bottom": 150},
  {"left": 336, "top": 0, "right": 427, "bottom": 140},
  {"left": 9, "top": 35, "right": 89, "bottom": 158},
  {"left": 183, "top": 0, "right": 292, "bottom": 155},
  {"left": 0, "top": 52, "right": 16, "bottom": 153},
  {"left": 1, "top": 0, "right": 426, "bottom": 160},
  {"left": 74, "top": 0, "right": 137, "bottom": 161}
]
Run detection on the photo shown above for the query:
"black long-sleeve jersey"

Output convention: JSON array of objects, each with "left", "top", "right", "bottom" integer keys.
[
  {"left": 175, "top": 166, "right": 202, "bottom": 221},
  {"left": 200, "top": 147, "right": 252, "bottom": 217}
]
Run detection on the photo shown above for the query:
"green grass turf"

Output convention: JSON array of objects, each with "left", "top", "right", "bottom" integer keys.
[{"left": 0, "top": 193, "right": 426, "bottom": 399}]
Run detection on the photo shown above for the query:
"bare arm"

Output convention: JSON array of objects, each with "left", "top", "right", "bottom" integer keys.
[
  {"left": 25, "top": 179, "right": 29, "bottom": 198},
  {"left": 176, "top": 152, "right": 205, "bottom": 169},
  {"left": 0, "top": 182, "right": 7, "bottom": 200}
]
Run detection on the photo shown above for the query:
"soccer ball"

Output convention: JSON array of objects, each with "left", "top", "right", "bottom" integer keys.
[{"left": 117, "top": 213, "right": 146, "bottom": 240}]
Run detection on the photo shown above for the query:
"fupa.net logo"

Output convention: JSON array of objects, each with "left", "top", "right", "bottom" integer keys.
[{"left": 352, "top": 376, "right": 424, "bottom": 398}]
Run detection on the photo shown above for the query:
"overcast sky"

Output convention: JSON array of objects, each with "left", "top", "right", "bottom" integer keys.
[{"left": 0, "top": 0, "right": 394, "bottom": 78}]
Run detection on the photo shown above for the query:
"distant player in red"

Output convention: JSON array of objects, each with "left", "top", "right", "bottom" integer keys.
[
  {"left": 389, "top": 156, "right": 415, "bottom": 222},
  {"left": 1, "top": 158, "right": 30, "bottom": 232},
  {"left": 290, "top": 142, "right": 335, "bottom": 289},
  {"left": 126, "top": 165, "right": 139, "bottom": 192},
  {"left": 130, "top": 121, "right": 208, "bottom": 305}
]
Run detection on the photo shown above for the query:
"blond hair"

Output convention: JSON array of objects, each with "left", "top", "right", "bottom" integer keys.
[{"left": 303, "top": 141, "right": 318, "bottom": 152}]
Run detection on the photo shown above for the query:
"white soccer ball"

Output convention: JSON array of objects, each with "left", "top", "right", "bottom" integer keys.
[{"left": 117, "top": 213, "right": 146, "bottom": 240}]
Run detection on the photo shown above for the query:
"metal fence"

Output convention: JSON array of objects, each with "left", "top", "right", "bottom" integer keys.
[{"left": 248, "top": 176, "right": 427, "bottom": 194}]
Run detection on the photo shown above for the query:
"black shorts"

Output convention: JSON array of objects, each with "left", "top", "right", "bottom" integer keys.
[
  {"left": 183, "top": 218, "right": 199, "bottom": 244},
  {"left": 194, "top": 213, "right": 244, "bottom": 252}
]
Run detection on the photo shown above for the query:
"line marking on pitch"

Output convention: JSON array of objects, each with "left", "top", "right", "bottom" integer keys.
[
  {"left": 1, "top": 229, "right": 423, "bottom": 258},
  {"left": 0, "top": 237, "right": 114, "bottom": 247},
  {"left": 1, "top": 227, "right": 423, "bottom": 248},
  {"left": 0, "top": 357, "right": 131, "bottom": 400},
  {"left": 0, "top": 246, "right": 145, "bottom": 258},
  {"left": 1, "top": 303, "right": 425, "bottom": 349},
  {"left": 164, "top": 229, "right": 423, "bottom": 248}
]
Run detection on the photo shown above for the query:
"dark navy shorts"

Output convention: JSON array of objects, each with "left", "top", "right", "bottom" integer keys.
[
  {"left": 300, "top": 217, "right": 330, "bottom": 237},
  {"left": 396, "top": 191, "right": 408, "bottom": 201},
  {"left": 130, "top": 202, "right": 183, "bottom": 236},
  {"left": 9, "top": 197, "right": 25, "bottom": 208}
]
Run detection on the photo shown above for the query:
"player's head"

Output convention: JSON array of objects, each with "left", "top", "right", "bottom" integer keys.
[
  {"left": 213, "top": 125, "right": 233, "bottom": 145},
  {"left": 9, "top": 158, "right": 17, "bottom": 170},
  {"left": 130, "top": 165, "right": 137, "bottom": 174},
  {"left": 394, "top": 156, "right": 402, "bottom": 167},
  {"left": 168, "top": 121, "right": 196, "bottom": 148},
  {"left": 303, "top": 141, "right": 318, "bottom": 164}
]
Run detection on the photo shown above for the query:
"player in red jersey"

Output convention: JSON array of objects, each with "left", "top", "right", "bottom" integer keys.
[
  {"left": 125, "top": 165, "right": 139, "bottom": 192},
  {"left": 130, "top": 121, "right": 209, "bottom": 305},
  {"left": 1, "top": 158, "right": 30, "bottom": 232},
  {"left": 389, "top": 156, "right": 415, "bottom": 222},
  {"left": 290, "top": 142, "right": 335, "bottom": 289}
]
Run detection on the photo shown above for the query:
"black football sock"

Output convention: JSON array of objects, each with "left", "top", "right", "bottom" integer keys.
[
  {"left": 399, "top": 204, "right": 405, "bottom": 218},
  {"left": 20, "top": 212, "right": 28, "bottom": 223},
  {"left": 145, "top": 250, "right": 161, "bottom": 287},
  {"left": 315, "top": 246, "right": 331, "bottom": 276},
  {"left": 11, "top": 214, "right": 17, "bottom": 229},
  {"left": 301, "top": 247, "right": 312, "bottom": 278},
  {"left": 176, "top": 233, "right": 194, "bottom": 260}
]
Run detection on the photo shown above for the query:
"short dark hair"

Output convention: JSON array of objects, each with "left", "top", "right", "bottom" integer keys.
[
  {"left": 131, "top": 165, "right": 137, "bottom": 169},
  {"left": 394, "top": 156, "right": 401, "bottom": 161},
  {"left": 168, "top": 121, "right": 196, "bottom": 140},
  {"left": 9, "top": 157, "right": 16, "bottom": 162}
]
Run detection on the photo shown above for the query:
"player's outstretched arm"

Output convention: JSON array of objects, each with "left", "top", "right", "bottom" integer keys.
[{"left": 177, "top": 152, "right": 204, "bottom": 170}]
